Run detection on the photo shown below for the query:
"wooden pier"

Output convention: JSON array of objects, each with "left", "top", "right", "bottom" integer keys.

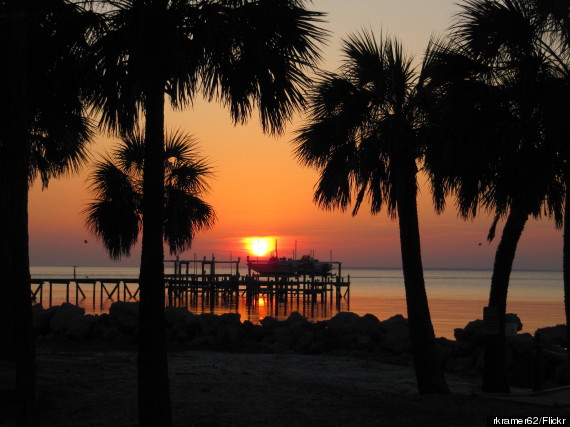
[{"left": 30, "top": 256, "right": 350, "bottom": 312}]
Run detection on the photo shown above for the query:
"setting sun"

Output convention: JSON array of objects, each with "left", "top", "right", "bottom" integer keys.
[{"left": 243, "top": 237, "right": 274, "bottom": 257}]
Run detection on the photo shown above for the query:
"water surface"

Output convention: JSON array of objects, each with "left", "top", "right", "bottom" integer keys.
[{"left": 30, "top": 266, "right": 565, "bottom": 339}]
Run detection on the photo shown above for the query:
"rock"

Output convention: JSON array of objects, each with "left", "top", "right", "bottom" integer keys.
[
  {"left": 272, "top": 327, "right": 291, "bottom": 343},
  {"left": 505, "top": 313, "right": 523, "bottom": 335},
  {"left": 67, "top": 315, "right": 96, "bottom": 340},
  {"left": 109, "top": 301, "right": 139, "bottom": 318},
  {"left": 454, "top": 319, "right": 485, "bottom": 343},
  {"left": 507, "top": 333, "right": 534, "bottom": 356},
  {"left": 293, "top": 330, "right": 315, "bottom": 353},
  {"left": 327, "top": 312, "right": 360, "bottom": 330},
  {"left": 259, "top": 316, "right": 280, "bottom": 329},
  {"left": 355, "top": 332, "right": 374, "bottom": 350},
  {"left": 286, "top": 312, "right": 308, "bottom": 328},
  {"left": 242, "top": 321, "right": 265, "bottom": 341},
  {"left": 325, "top": 312, "right": 361, "bottom": 349},
  {"left": 49, "top": 303, "right": 85, "bottom": 335},
  {"left": 198, "top": 313, "right": 222, "bottom": 336},
  {"left": 108, "top": 301, "right": 139, "bottom": 333},
  {"left": 266, "top": 337, "right": 293, "bottom": 354},
  {"left": 380, "top": 314, "right": 408, "bottom": 331},
  {"left": 536, "top": 324, "right": 567, "bottom": 347},
  {"left": 436, "top": 337, "right": 455, "bottom": 363},
  {"left": 165, "top": 306, "right": 191, "bottom": 327},
  {"left": 216, "top": 323, "right": 242, "bottom": 347},
  {"left": 107, "top": 302, "right": 138, "bottom": 334},
  {"left": 379, "top": 324, "right": 410, "bottom": 354},
  {"left": 33, "top": 306, "right": 59, "bottom": 335},
  {"left": 220, "top": 312, "right": 241, "bottom": 325},
  {"left": 355, "top": 314, "right": 383, "bottom": 342},
  {"left": 376, "top": 315, "right": 410, "bottom": 354}
]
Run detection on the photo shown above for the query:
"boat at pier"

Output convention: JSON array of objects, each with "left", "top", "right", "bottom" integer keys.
[{"left": 247, "top": 255, "right": 333, "bottom": 277}]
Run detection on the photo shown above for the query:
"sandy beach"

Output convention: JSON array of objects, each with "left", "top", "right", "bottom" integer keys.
[{"left": 2, "top": 344, "right": 569, "bottom": 427}]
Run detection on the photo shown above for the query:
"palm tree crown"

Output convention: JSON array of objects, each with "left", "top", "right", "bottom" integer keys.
[
  {"left": 89, "top": 0, "right": 326, "bottom": 136},
  {"left": 294, "top": 30, "right": 421, "bottom": 216},
  {"left": 85, "top": 129, "right": 215, "bottom": 259},
  {"left": 0, "top": 0, "right": 95, "bottom": 185}
]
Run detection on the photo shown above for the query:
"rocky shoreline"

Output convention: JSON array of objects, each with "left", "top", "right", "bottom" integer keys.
[{"left": 32, "top": 302, "right": 569, "bottom": 389}]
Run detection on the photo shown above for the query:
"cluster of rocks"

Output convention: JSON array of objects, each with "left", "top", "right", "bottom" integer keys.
[
  {"left": 445, "top": 316, "right": 569, "bottom": 388},
  {"left": 32, "top": 303, "right": 412, "bottom": 360},
  {"left": 32, "top": 302, "right": 568, "bottom": 388}
]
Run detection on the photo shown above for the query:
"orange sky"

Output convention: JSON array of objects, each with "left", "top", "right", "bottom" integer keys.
[{"left": 27, "top": 0, "right": 564, "bottom": 269}]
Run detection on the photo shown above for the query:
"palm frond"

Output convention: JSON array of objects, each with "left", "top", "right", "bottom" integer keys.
[
  {"left": 83, "top": 198, "right": 140, "bottom": 259},
  {"left": 197, "top": 0, "right": 327, "bottom": 135},
  {"left": 115, "top": 131, "right": 145, "bottom": 174},
  {"left": 163, "top": 188, "right": 216, "bottom": 255},
  {"left": 164, "top": 128, "right": 199, "bottom": 163}
]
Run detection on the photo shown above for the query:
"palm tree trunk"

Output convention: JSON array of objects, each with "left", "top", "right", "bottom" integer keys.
[
  {"left": 6, "top": 3, "right": 38, "bottom": 425},
  {"left": 396, "top": 161, "right": 449, "bottom": 394},
  {"left": 563, "top": 176, "right": 570, "bottom": 361},
  {"left": 138, "top": 79, "right": 172, "bottom": 427},
  {"left": 0, "top": 178, "right": 15, "bottom": 362},
  {"left": 482, "top": 205, "right": 529, "bottom": 393},
  {"left": 11, "top": 143, "right": 36, "bottom": 427}
]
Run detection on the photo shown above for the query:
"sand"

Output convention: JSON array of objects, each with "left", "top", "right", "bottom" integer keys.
[{"left": 1, "top": 346, "right": 569, "bottom": 427}]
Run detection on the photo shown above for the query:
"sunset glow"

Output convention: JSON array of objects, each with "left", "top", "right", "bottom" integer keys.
[
  {"left": 25, "top": 1, "right": 563, "bottom": 271},
  {"left": 244, "top": 237, "right": 274, "bottom": 257}
]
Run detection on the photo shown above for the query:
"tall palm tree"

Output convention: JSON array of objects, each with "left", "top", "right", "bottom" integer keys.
[
  {"left": 0, "top": 1, "right": 94, "bottom": 425},
  {"left": 88, "top": 1, "right": 325, "bottom": 424},
  {"left": 84, "top": 129, "right": 215, "bottom": 259},
  {"left": 532, "top": 0, "right": 570, "bottom": 361},
  {"left": 422, "top": 0, "right": 564, "bottom": 392},
  {"left": 293, "top": 30, "right": 449, "bottom": 394}
]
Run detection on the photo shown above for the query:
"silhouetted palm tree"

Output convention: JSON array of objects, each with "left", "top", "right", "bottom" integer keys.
[
  {"left": 422, "top": 0, "right": 564, "bottom": 392},
  {"left": 89, "top": 1, "right": 325, "bottom": 424},
  {"left": 294, "top": 30, "right": 449, "bottom": 394},
  {"left": 0, "top": 0, "right": 94, "bottom": 424},
  {"left": 85, "top": 129, "right": 215, "bottom": 258},
  {"left": 533, "top": 0, "right": 570, "bottom": 361}
]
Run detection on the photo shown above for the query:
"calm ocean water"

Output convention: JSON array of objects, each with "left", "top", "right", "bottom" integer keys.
[{"left": 30, "top": 265, "right": 565, "bottom": 339}]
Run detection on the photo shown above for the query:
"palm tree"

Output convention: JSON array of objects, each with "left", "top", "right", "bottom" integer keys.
[
  {"left": 532, "top": 0, "right": 570, "bottom": 361},
  {"left": 421, "top": 0, "right": 564, "bottom": 392},
  {"left": 84, "top": 129, "right": 215, "bottom": 259},
  {"left": 88, "top": 1, "right": 325, "bottom": 424},
  {"left": 0, "top": 0, "right": 94, "bottom": 424},
  {"left": 293, "top": 30, "right": 449, "bottom": 394}
]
